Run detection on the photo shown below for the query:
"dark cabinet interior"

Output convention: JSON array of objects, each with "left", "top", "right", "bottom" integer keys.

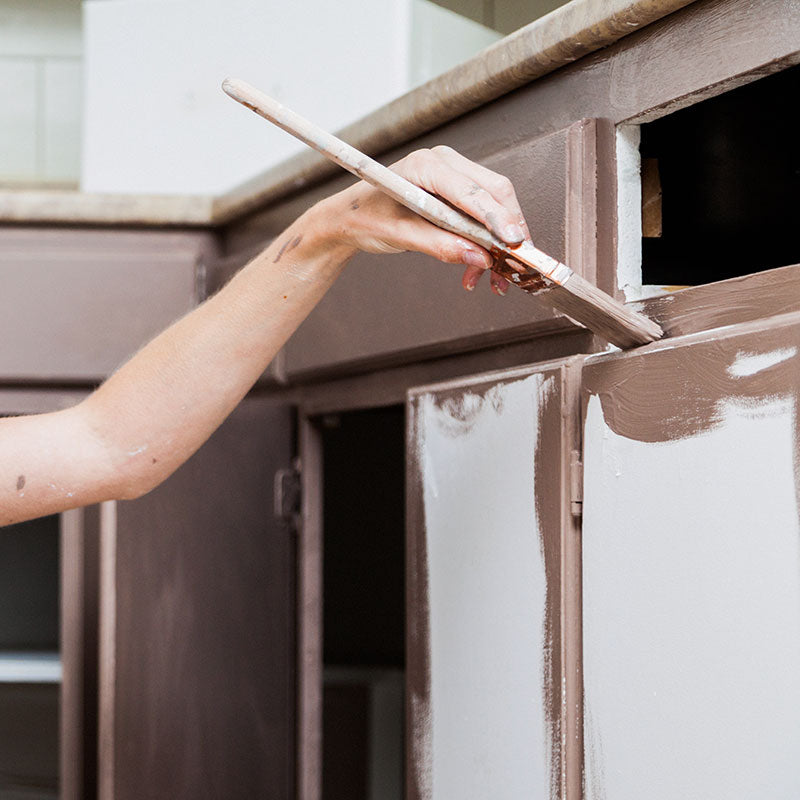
[
  {"left": 320, "top": 406, "right": 406, "bottom": 800},
  {"left": 641, "top": 63, "right": 800, "bottom": 286},
  {"left": 0, "top": 515, "right": 60, "bottom": 800}
]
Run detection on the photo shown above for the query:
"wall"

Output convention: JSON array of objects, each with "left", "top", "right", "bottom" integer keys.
[
  {"left": 81, "top": 0, "right": 498, "bottom": 195},
  {"left": 0, "top": 0, "right": 83, "bottom": 186}
]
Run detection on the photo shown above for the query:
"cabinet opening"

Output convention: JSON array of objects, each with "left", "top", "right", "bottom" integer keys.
[
  {"left": 0, "top": 514, "right": 60, "bottom": 800},
  {"left": 640, "top": 63, "right": 800, "bottom": 287},
  {"left": 320, "top": 405, "right": 405, "bottom": 800},
  {"left": 0, "top": 516, "right": 60, "bottom": 652}
]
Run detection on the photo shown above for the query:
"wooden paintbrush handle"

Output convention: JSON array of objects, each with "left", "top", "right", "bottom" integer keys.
[
  {"left": 222, "top": 78, "right": 534, "bottom": 273},
  {"left": 222, "top": 77, "right": 663, "bottom": 347}
]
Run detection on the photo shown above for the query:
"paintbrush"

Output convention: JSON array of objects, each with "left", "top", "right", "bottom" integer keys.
[{"left": 222, "top": 78, "right": 662, "bottom": 349}]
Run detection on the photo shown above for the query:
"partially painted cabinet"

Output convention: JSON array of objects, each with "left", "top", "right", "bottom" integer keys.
[
  {"left": 406, "top": 361, "right": 583, "bottom": 799},
  {"left": 581, "top": 310, "right": 800, "bottom": 799},
  {"left": 403, "top": 295, "right": 800, "bottom": 798}
]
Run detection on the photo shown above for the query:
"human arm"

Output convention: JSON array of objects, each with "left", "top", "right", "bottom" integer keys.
[{"left": 0, "top": 146, "right": 530, "bottom": 525}]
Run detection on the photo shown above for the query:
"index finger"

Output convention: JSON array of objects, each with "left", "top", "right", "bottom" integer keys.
[{"left": 392, "top": 148, "right": 528, "bottom": 247}]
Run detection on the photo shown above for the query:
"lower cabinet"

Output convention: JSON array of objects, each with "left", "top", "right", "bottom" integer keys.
[
  {"left": 581, "top": 313, "right": 800, "bottom": 799},
  {"left": 402, "top": 305, "right": 800, "bottom": 799},
  {"left": 5, "top": 300, "right": 800, "bottom": 800},
  {"left": 98, "top": 397, "right": 296, "bottom": 800}
]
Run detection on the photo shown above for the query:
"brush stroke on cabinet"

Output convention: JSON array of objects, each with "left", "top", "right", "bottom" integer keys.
[
  {"left": 407, "top": 359, "right": 582, "bottom": 799},
  {"left": 581, "top": 312, "right": 800, "bottom": 799}
]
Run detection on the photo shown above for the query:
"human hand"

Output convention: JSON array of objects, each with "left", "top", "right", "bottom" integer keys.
[{"left": 321, "top": 145, "right": 531, "bottom": 296}]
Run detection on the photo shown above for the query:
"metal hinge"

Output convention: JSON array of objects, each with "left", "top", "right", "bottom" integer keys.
[
  {"left": 569, "top": 450, "right": 583, "bottom": 518},
  {"left": 274, "top": 458, "right": 302, "bottom": 528}
]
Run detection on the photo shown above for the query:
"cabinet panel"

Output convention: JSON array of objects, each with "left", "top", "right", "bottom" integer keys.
[
  {"left": 0, "top": 229, "right": 212, "bottom": 382},
  {"left": 407, "top": 359, "right": 582, "bottom": 799},
  {"left": 285, "top": 120, "right": 601, "bottom": 378},
  {"left": 100, "top": 397, "right": 295, "bottom": 800},
  {"left": 581, "top": 313, "right": 800, "bottom": 799}
]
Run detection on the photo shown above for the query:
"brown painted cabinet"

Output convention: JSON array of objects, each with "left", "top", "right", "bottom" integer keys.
[
  {"left": 98, "top": 397, "right": 296, "bottom": 800},
  {"left": 581, "top": 310, "right": 800, "bottom": 800},
  {"left": 1, "top": 392, "right": 296, "bottom": 800},
  {"left": 0, "top": 230, "right": 211, "bottom": 382},
  {"left": 406, "top": 360, "right": 583, "bottom": 799}
]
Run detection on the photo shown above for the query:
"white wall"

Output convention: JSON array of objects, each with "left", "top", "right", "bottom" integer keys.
[
  {"left": 0, "top": 0, "right": 83, "bottom": 185},
  {"left": 81, "top": 0, "right": 498, "bottom": 196}
]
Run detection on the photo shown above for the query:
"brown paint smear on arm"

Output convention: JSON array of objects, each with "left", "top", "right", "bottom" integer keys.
[{"left": 273, "top": 234, "right": 304, "bottom": 263}]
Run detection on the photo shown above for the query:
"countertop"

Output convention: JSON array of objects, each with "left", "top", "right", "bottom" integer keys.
[{"left": 0, "top": 0, "right": 695, "bottom": 228}]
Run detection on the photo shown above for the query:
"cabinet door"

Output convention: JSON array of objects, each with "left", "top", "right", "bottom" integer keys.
[
  {"left": 98, "top": 397, "right": 295, "bottom": 800},
  {"left": 581, "top": 313, "right": 800, "bottom": 799},
  {"left": 406, "top": 359, "right": 583, "bottom": 800},
  {"left": 285, "top": 119, "right": 607, "bottom": 379}
]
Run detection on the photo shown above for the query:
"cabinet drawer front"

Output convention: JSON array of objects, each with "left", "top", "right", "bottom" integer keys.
[
  {"left": 0, "top": 229, "right": 204, "bottom": 381},
  {"left": 284, "top": 120, "right": 600, "bottom": 379}
]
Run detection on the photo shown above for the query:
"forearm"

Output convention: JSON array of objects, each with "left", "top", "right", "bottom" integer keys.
[
  {"left": 3, "top": 146, "right": 529, "bottom": 526},
  {"left": 81, "top": 201, "right": 354, "bottom": 498}
]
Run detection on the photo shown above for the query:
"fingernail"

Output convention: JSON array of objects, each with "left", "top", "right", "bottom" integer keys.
[
  {"left": 503, "top": 224, "right": 524, "bottom": 244},
  {"left": 464, "top": 271, "right": 481, "bottom": 291},
  {"left": 463, "top": 249, "right": 491, "bottom": 269},
  {"left": 492, "top": 282, "right": 507, "bottom": 296}
]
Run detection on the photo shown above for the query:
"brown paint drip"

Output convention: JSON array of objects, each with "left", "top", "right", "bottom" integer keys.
[
  {"left": 533, "top": 376, "right": 564, "bottom": 799},
  {"left": 583, "top": 321, "right": 800, "bottom": 444}
]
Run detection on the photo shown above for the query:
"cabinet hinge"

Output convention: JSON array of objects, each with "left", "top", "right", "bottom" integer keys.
[
  {"left": 569, "top": 450, "right": 583, "bottom": 517},
  {"left": 274, "top": 458, "right": 302, "bottom": 527}
]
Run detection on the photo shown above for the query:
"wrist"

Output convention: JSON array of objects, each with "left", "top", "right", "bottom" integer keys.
[{"left": 300, "top": 193, "right": 360, "bottom": 263}]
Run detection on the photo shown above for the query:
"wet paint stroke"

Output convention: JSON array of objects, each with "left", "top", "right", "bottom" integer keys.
[
  {"left": 532, "top": 374, "right": 564, "bottom": 800},
  {"left": 583, "top": 326, "right": 800, "bottom": 443},
  {"left": 405, "top": 399, "right": 433, "bottom": 800},
  {"left": 412, "top": 370, "right": 561, "bottom": 799},
  {"left": 632, "top": 263, "right": 800, "bottom": 340}
]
